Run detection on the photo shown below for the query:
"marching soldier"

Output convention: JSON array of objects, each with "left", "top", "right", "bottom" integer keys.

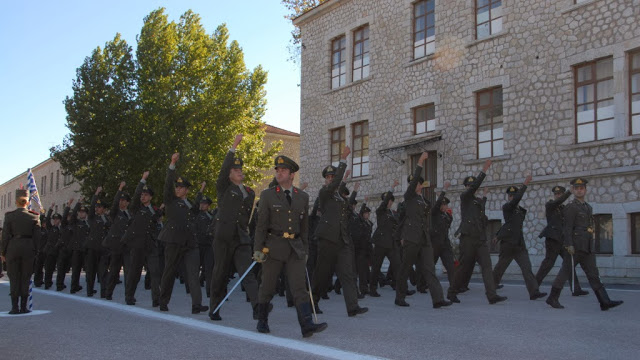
[
  {"left": 448, "top": 160, "right": 506, "bottom": 304},
  {"left": 209, "top": 134, "right": 259, "bottom": 321},
  {"left": 43, "top": 206, "right": 62, "bottom": 290},
  {"left": 430, "top": 182, "right": 456, "bottom": 291},
  {"left": 68, "top": 199, "right": 90, "bottom": 294},
  {"left": 103, "top": 182, "right": 132, "bottom": 300},
  {"left": 86, "top": 188, "right": 111, "bottom": 297},
  {"left": 122, "top": 171, "right": 164, "bottom": 306},
  {"left": 354, "top": 202, "right": 373, "bottom": 296},
  {"left": 492, "top": 176, "right": 546, "bottom": 300},
  {"left": 546, "top": 178, "right": 624, "bottom": 311},
  {"left": 33, "top": 209, "right": 47, "bottom": 287},
  {"left": 311, "top": 145, "right": 368, "bottom": 317},
  {"left": 395, "top": 152, "right": 451, "bottom": 308},
  {"left": 369, "top": 181, "right": 401, "bottom": 297},
  {"left": 1, "top": 189, "right": 41, "bottom": 314},
  {"left": 158, "top": 153, "right": 208, "bottom": 313},
  {"left": 535, "top": 185, "right": 587, "bottom": 295},
  {"left": 253, "top": 155, "right": 327, "bottom": 337},
  {"left": 193, "top": 184, "right": 215, "bottom": 298},
  {"left": 56, "top": 201, "right": 74, "bottom": 291}
]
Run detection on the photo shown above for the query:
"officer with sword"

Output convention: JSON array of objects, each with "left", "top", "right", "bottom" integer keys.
[{"left": 252, "top": 155, "right": 327, "bottom": 337}]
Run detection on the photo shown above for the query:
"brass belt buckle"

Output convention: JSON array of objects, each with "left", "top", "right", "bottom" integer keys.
[
  {"left": 283, "top": 232, "right": 294, "bottom": 239},
  {"left": 587, "top": 227, "right": 594, "bottom": 234}
]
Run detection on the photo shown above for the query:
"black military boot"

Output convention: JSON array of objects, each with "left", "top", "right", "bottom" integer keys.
[
  {"left": 192, "top": 304, "right": 209, "bottom": 314},
  {"left": 433, "top": 300, "right": 453, "bottom": 308},
  {"left": 594, "top": 287, "right": 623, "bottom": 311},
  {"left": 488, "top": 295, "right": 507, "bottom": 304},
  {"left": 347, "top": 305, "right": 368, "bottom": 317},
  {"left": 297, "top": 302, "right": 328, "bottom": 338},
  {"left": 256, "top": 303, "right": 270, "bottom": 334},
  {"left": 20, "top": 297, "right": 31, "bottom": 314},
  {"left": 395, "top": 299, "right": 410, "bottom": 307},
  {"left": 369, "top": 289, "right": 381, "bottom": 297},
  {"left": 546, "top": 287, "right": 564, "bottom": 309},
  {"left": 9, "top": 297, "right": 20, "bottom": 315}
]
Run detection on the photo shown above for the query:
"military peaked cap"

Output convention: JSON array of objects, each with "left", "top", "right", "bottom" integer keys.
[
  {"left": 141, "top": 185, "right": 154, "bottom": 196},
  {"left": 552, "top": 186, "right": 566, "bottom": 194},
  {"left": 381, "top": 191, "right": 395, "bottom": 202},
  {"left": 322, "top": 165, "right": 337, "bottom": 178},
  {"left": 407, "top": 174, "right": 425, "bottom": 184},
  {"left": 15, "top": 189, "right": 28, "bottom": 198},
  {"left": 95, "top": 199, "right": 106, "bottom": 207},
  {"left": 119, "top": 192, "right": 132, "bottom": 202},
  {"left": 175, "top": 176, "right": 192, "bottom": 188},
  {"left": 274, "top": 155, "right": 299, "bottom": 173},
  {"left": 506, "top": 186, "right": 519, "bottom": 194},
  {"left": 463, "top": 176, "right": 477, "bottom": 186},
  {"left": 231, "top": 157, "right": 244, "bottom": 169},
  {"left": 200, "top": 195, "right": 213, "bottom": 204},
  {"left": 570, "top": 177, "right": 588, "bottom": 187}
]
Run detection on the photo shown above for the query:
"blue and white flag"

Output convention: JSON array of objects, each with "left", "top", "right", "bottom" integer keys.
[{"left": 27, "top": 168, "right": 42, "bottom": 210}]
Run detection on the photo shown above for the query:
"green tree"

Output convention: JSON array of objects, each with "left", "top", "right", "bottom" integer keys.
[
  {"left": 281, "top": 0, "right": 330, "bottom": 61},
  {"left": 52, "top": 8, "right": 280, "bottom": 204}
]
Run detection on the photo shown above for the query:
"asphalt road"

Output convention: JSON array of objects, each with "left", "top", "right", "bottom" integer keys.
[{"left": 1, "top": 274, "right": 638, "bottom": 360}]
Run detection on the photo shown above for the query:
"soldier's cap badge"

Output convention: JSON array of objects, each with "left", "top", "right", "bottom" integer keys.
[{"left": 277, "top": 157, "right": 285, "bottom": 164}]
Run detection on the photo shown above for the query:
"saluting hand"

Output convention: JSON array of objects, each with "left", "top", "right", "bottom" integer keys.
[
  {"left": 444, "top": 180, "right": 451, "bottom": 191},
  {"left": 524, "top": 174, "right": 532, "bottom": 186},
  {"left": 232, "top": 134, "right": 243, "bottom": 149},
  {"left": 200, "top": 181, "right": 206, "bottom": 192},
  {"left": 354, "top": 182, "right": 360, "bottom": 192},
  {"left": 482, "top": 188, "right": 489, "bottom": 197},
  {"left": 300, "top": 182, "right": 309, "bottom": 191},
  {"left": 418, "top": 152, "right": 428, "bottom": 164},
  {"left": 95, "top": 186, "right": 103, "bottom": 195},
  {"left": 341, "top": 145, "right": 351, "bottom": 160},
  {"left": 142, "top": 171, "right": 150, "bottom": 181},
  {"left": 171, "top": 153, "right": 180, "bottom": 165},
  {"left": 343, "top": 169, "right": 351, "bottom": 181},
  {"left": 118, "top": 181, "right": 126, "bottom": 191},
  {"left": 482, "top": 159, "right": 492, "bottom": 173},
  {"left": 392, "top": 179, "right": 400, "bottom": 188}
]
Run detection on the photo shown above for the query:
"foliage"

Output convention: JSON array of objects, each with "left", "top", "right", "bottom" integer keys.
[
  {"left": 52, "top": 8, "right": 281, "bottom": 205},
  {"left": 281, "top": 0, "right": 330, "bottom": 62}
]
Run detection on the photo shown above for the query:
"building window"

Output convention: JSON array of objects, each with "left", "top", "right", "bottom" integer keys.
[
  {"left": 414, "top": 104, "right": 436, "bottom": 134},
  {"left": 476, "top": 0, "right": 502, "bottom": 40},
  {"left": 353, "top": 26, "right": 370, "bottom": 82},
  {"left": 413, "top": 0, "right": 435, "bottom": 59},
  {"left": 8, "top": 192, "right": 11, "bottom": 207},
  {"left": 331, "top": 36, "right": 347, "bottom": 89},
  {"left": 594, "top": 214, "right": 613, "bottom": 254},
  {"left": 477, "top": 87, "right": 504, "bottom": 159},
  {"left": 56, "top": 170, "right": 60, "bottom": 190},
  {"left": 352, "top": 121, "right": 369, "bottom": 178},
  {"left": 50, "top": 172, "right": 54, "bottom": 193},
  {"left": 330, "top": 127, "right": 346, "bottom": 166},
  {"left": 41, "top": 176, "right": 46, "bottom": 196},
  {"left": 631, "top": 213, "right": 640, "bottom": 254},
  {"left": 630, "top": 50, "right": 640, "bottom": 135},
  {"left": 487, "top": 219, "right": 502, "bottom": 254},
  {"left": 575, "top": 57, "right": 614, "bottom": 143},
  {"left": 63, "top": 173, "right": 73, "bottom": 187},
  {"left": 55, "top": 205, "right": 59, "bottom": 214}
]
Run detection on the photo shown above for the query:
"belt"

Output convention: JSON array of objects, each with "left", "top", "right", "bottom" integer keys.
[
  {"left": 574, "top": 226, "right": 594, "bottom": 233},
  {"left": 268, "top": 230, "right": 300, "bottom": 239}
]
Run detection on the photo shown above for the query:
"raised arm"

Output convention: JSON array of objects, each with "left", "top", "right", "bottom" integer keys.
[
  {"left": 165, "top": 153, "right": 180, "bottom": 205},
  {"left": 131, "top": 172, "right": 148, "bottom": 214},
  {"left": 461, "top": 160, "right": 491, "bottom": 199},
  {"left": 217, "top": 134, "right": 243, "bottom": 194},
  {"left": 405, "top": 152, "right": 428, "bottom": 199},
  {"left": 546, "top": 189, "right": 572, "bottom": 211}
]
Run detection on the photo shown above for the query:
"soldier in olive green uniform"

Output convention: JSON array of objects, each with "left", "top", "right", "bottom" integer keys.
[
  {"left": 43, "top": 209, "right": 62, "bottom": 290},
  {"left": 395, "top": 152, "right": 451, "bottom": 309},
  {"left": 430, "top": 183, "right": 456, "bottom": 291},
  {"left": 311, "top": 145, "right": 368, "bottom": 317},
  {"left": 369, "top": 181, "right": 401, "bottom": 297},
  {"left": 209, "top": 134, "right": 258, "bottom": 321},
  {"left": 158, "top": 153, "right": 208, "bottom": 313},
  {"left": 103, "top": 183, "right": 132, "bottom": 300},
  {"left": 546, "top": 178, "right": 623, "bottom": 311},
  {"left": 535, "top": 186, "right": 587, "bottom": 295},
  {"left": 1, "top": 189, "right": 41, "bottom": 314},
  {"left": 86, "top": 189, "right": 111, "bottom": 297},
  {"left": 492, "top": 177, "right": 546, "bottom": 300},
  {"left": 448, "top": 160, "right": 507, "bottom": 304},
  {"left": 253, "top": 155, "right": 328, "bottom": 337}
]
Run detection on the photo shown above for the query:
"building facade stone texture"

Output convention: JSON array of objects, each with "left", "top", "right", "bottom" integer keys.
[{"left": 295, "top": 0, "right": 640, "bottom": 278}]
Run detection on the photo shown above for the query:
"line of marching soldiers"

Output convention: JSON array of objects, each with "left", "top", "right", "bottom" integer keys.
[{"left": 1, "top": 134, "right": 623, "bottom": 335}]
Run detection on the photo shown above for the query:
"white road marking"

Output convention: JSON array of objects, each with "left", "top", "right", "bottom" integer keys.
[
  {"left": 0, "top": 281, "right": 387, "bottom": 360},
  {"left": 0, "top": 309, "right": 51, "bottom": 317}
]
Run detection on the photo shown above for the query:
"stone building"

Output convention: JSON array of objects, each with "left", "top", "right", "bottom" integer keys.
[
  {"left": 253, "top": 124, "right": 302, "bottom": 198},
  {"left": 294, "top": 0, "right": 640, "bottom": 277},
  {"left": 0, "top": 158, "right": 81, "bottom": 226}
]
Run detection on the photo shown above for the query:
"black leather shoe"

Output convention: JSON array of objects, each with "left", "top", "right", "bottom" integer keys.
[
  {"left": 447, "top": 295, "right": 461, "bottom": 303},
  {"left": 321, "top": 294, "right": 330, "bottom": 300},
  {"left": 496, "top": 284, "right": 504, "bottom": 289},
  {"left": 433, "top": 300, "right": 452, "bottom": 308},
  {"left": 87, "top": 293, "right": 94, "bottom": 298},
  {"left": 369, "top": 290, "right": 381, "bottom": 297},
  {"left": 192, "top": 304, "right": 209, "bottom": 314},
  {"left": 406, "top": 290, "right": 416, "bottom": 296},
  {"left": 530, "top": 291, "right": 547, "bottom": 300},
  {"left": 394, "top": 299, "right": 410, "bottom": 307},
  {"left": 357, "top": 293, "right": 365, "bottom": 299},
  {"left": 348, "top": 306, "right": 369, "bottom": 316},
  {"left": 489, "top": 295, "right": 507, "bottom": 304},
  {"left": 159, "top": 304, "right": 169, "bottom": 312},
  {"left": 209, "top": 311, "right": 221, "bottom": 320},
  {"left": 152, "top": 300, "right": 159, "bottom": 307},
  {"left": 106, "top": 295, "right": 113, "bottom": 300},
  {"left": 314, "top": 303, "right": 323, "bottom": 314},
  {"left": 287, "top": 300, "right": 295, "bottom": 307},
  {"left": 572, "top": 289, "right": 589, "bottom": 296},
  {"left": 126, "top": 299, "right": 136, "bottom": 306},
  {"left": 418, "top": 288, "right": 428, "bottom": 294},
  {"left": 458, "top": 286, "right": 469, "bottom": 293}
]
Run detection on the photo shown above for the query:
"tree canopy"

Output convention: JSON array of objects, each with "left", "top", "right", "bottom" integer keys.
[
  {"left": 281, "top": 0, "right": 330, "bottom": 61},
  {"left": 52, "top": 8, "right": 280, "bottom": 204}
]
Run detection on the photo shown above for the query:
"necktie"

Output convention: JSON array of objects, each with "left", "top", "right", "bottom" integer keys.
[
  {"left": 123, "top": 210, "right": 129, "bottom": 219},
  {"left": 285, "top": 190, "right": 292, "bottom": 206}
]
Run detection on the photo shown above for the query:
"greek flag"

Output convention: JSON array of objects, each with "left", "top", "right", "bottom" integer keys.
[{"left": 27, "top": 168, "right": 42, "bottom": 210}]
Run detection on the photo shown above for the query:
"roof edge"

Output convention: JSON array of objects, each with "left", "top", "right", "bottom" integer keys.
[{"left": 292, "top": 0, "right": 346, "bottom": 27}]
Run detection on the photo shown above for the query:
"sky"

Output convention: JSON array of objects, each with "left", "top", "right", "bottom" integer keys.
[{"left": 0, "top": 0, "right": 301, "bottom": 184}]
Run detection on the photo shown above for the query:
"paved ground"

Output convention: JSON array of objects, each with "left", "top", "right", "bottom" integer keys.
[{"left": 1, "top": 273, "right": 638, "bottom": 360}]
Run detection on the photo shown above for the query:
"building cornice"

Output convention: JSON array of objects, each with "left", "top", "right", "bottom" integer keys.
[{"left": 292, "top": 0, "right": 349, "bottom": 27}]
